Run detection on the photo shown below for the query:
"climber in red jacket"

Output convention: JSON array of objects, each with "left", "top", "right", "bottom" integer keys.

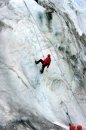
[
  {"left": 35, "top": 54, "right": 51, "bottom": 74},
  {"left": 69, "top": 124, "right": 75, "bottom": 130},
  {"left": 77, "top": 125, "right": 82, "bottom": 130}
]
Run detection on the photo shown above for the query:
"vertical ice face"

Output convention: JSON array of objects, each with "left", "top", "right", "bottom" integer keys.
[{"left": 0, "top": 0, "right": 86, "bottom": 130}]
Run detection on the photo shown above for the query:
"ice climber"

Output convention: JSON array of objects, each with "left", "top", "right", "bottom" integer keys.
[
  {"left": 69, "top": 124, "right": 75, "bottom": 130},
  {"left": 35, "top": 54, "right": 51, "bottom": 74},
  {"left": 77, "top": 125, "right": 82, "bottom": 130}
]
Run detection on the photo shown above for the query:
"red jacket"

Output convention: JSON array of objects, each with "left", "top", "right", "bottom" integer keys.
[
  {"left": 77, "top": 125, "right": 82, "bottom": 130},
  {"left": 43, "top": 56, "right": 51, "bottom": 65},
  {"left": 69, "top": 125, "right": 75, "bottom": 130}
]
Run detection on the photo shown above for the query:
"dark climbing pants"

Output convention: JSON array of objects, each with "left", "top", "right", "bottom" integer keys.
[
  {"left": 35, "top": 0, "right": 38, "bottom": 3},
  {"left": 36, "top": 59, "right": 48, "bottom": 73}
]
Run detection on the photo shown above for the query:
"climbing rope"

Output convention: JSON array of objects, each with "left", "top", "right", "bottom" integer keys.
[
  {"left": 23, "top": 0, "right": 45, "bottom": 58},
  {"left": 23, "top": 0, "right": 30, "bottom": 17},
  {"left": 23, "top": 0, "right": 86, "bottom": 120},
  {"left": 60, "top": 101, "right": 72, "bottom": 124}
]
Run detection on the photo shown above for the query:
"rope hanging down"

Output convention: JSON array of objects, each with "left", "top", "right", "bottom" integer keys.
[
  {"left": 60, "top": 101, "right": 72, "bottom": 124},
  {"left": 23, "top": 0, "right": 59, "bottom": 60},
  {"left": 23, "top": 0, "right": 44, "bottom": 58},
  {"left": 23, "top": 0, "right": 86, "bottom": 120},
  {"left": 23, "top": 0, "right": 30, "bottom": 17}
]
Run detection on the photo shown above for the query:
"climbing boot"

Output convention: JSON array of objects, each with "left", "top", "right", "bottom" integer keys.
[{"left": 40, "top": 69, "right": 43, "bottom": 74}]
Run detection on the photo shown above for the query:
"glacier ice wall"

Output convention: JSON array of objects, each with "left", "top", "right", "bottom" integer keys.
[{"left": 0, "top": 0, "right": 86, "bottom": 130}]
